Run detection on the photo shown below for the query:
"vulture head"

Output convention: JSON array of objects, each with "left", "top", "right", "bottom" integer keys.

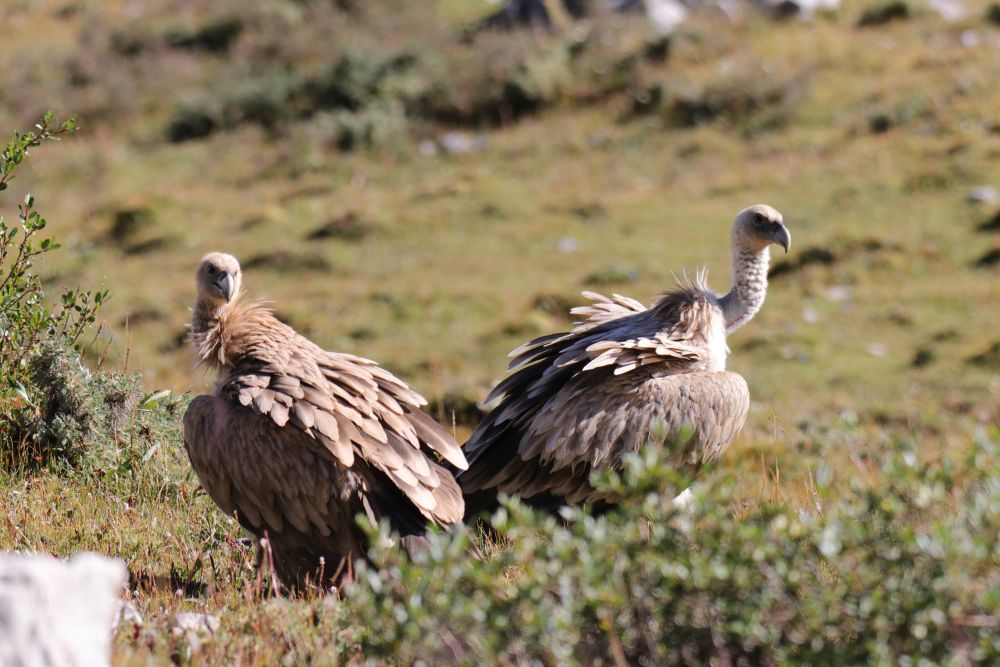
[
  {"left": 733, "top": 204, "right": 791, "bottom": 254},
  {"left": 196, "top": 252, "right": 243, "bottom": 307}
]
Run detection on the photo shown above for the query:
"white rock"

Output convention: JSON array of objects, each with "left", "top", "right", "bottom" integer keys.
[
  {"left": 418, "top": 140, "right": 437, "bottom": 157},
  {"left": 865, "top": 342, "right": 888, "bottom": 358},
  {"left": 171, "top": 612, "right": 220, "bottom": 634},
  {"left": 823, "top": 285, "right": 852, "bottom": 303},
  {"left": 170, "top": 612, "right": 221, "bottom": 654},
  {"left": 959, "top": 29, "right": 982, "bottom": 48},
  {"left": 926, "top": 0, "right": 966, "bottom": 21},
  {"left": 764, "top": 0, "right": 841, "bottom": 20},
  {"left": 556, "top": 237, "right": 581, "bottom": 253},
  {"left": 439, "top": 131, "right": 487, "bottom": 155},
  {"left": 967, "top": 185, "right": 997, "bottom": 204},
  {"left": 672, "top": 487, "right": 695, "bottom": 509},
  {"left": 0, "top": 551, "right": 127, "bottom": 667},
  {"left": 112, "top": 600, "right": 143, "bottom": 630},
  {"left": 645, "top": 0, "right": 688, "bottom": 33}
]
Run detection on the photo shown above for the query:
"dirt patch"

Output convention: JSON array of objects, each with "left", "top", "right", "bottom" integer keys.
[
  {"left": 974, "top": 247, "right": 1000, "bottom": 268},
  {"left": 306, "top": 212, "right": 373, "bottom": 242},
  {"left": 979, "top": 209, "right": 1000, "bottom": 233},
  {"left": 243, "top": 251, "right": 332, "bottom": 272},
  {"left": 968, "top": 341, "right": 1000, "bottom": 370},
  {"left": 107, "top": 207, "right": 155, "bottom": 243},
  {"left": 770, "top": 237, "right": 901, "bottom": 279}
]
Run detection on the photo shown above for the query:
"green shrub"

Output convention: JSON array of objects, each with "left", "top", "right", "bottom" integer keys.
[
  {"left": 343, "top": 437, "right": 999, "bottom": 664},
  {"left": 857, "top": 2, "right": 911, "bottom": 27},
  {"left": 631, "top": 63, "right": 810, "bottom": 134},
  {"left": 164, "top": 17, "right": 244, "bottom": 54},
  {"left": 166, "top": 106, "right": 218, "bottom": 143},
  {"left": 162, "top": 7, "right": 667, "bottom": 143},
  {"left": 989, "top": 4, "right": 1000, "bottom": 26},
  {"left": 319, "top": 102, "right": 409, "bottom": 151},
  {"left": 4, "top": 341, "right": 142, "bottom": 467},
  {"left": 0, "top": 114, "right": 115, "bottom": 467},
  {"left": 167, "top": 49, "right": 434, "bottom": 146}
]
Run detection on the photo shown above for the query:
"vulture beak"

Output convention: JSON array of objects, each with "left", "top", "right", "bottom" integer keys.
[
  {"left": 213, "top": 272, "right": 234, "bottom": 302},
  {"left": 771, "top": 224, "right": 791, "bottom": 254}
]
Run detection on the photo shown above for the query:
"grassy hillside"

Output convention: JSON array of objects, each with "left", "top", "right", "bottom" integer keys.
[{"left": 0, "top": 0, "right": 998, "bottom": 663}]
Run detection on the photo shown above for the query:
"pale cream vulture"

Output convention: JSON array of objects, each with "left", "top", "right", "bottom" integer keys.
[
  {"left": 459, "top": 204, "right": 790, "bottom": 514},
  {"left": 182, "top": 253, "right": 467, "bottom": 589}
]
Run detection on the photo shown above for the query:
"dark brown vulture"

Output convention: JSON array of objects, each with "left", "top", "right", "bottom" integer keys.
[
  {"left": 459, "top": 204, "right": 790, "bottom": 514},
  {"left": 182, "top": 252, "right": 467, "bottom": 589}
]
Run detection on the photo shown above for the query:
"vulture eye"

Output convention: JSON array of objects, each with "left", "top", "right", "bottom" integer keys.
[
  {"left": 753, "top": 214, "right": 766, "bottom": 227},
  {"left": 207, "top": 266, "right": 217, "bottom": 276}
]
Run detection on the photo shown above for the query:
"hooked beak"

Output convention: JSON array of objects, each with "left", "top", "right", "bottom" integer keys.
[
  {"left": 213, "top": 272, "right": 234, "bottom": 302},
  {"left": 771, "top": 224, "right": 791, "bottom": 254}
]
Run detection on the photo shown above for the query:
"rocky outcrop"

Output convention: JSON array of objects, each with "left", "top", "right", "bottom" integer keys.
[{"left": 0, "top": 552, "right": 127, "bottom": 667}]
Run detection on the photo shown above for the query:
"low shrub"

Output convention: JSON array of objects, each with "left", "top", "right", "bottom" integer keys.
[
  {"left": 631, "top": 63, "right": 811, "bottom": 134},
  {"left": 4, "top": 341, "right": 142, "bottom": 468},
  {"left": 0, "top": 114, "right": 117, "bottom": 468},
  {"left": 344, "top": 438, "right": 999, "bottom": 664},
  {"left": 319, "top": 101, "right": 409, "bottom": 152},
  {"left": 162, "top": 6, "right": 668, "bottom": 144},
  {"left": 164, "top": 17, "right": 244, "bottom": 54},
  {"left": 857, "top": 2, "right": 911, "bottom": 27}
]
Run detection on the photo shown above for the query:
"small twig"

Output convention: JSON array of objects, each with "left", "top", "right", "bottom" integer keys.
[{"left": 260, "top": 532, "right": 281, "bottom": 597}]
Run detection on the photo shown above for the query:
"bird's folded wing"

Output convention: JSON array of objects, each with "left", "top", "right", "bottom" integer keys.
[
  {"left": 569, "top": 291, "right": 647, "bottom": 332},
  {"left": 530, "top": 370, "right": 750, "bottom": 472},
  {"left": 506, "top": 291, "right": 646, "bottom": 369},
  {"left": 221, "top": 345, "right": 466, "bottom": 524},
  {"left": 582, "top": 334, "right": 703, "bottom": 375},
  {"left": 467, "top": 370, "right": 750, "bottom": 500},
  {"left": 489, "top": 326, "right": 704, "bottom": 408},
  {"left": 183, "top": 395, "right": 352, "bottom": 538},
  {"left": 467, "top": 320, "right": 706, "bottom": 478},
  {"left": 463, "top": 281, "right": 727, "bottom": 500}
]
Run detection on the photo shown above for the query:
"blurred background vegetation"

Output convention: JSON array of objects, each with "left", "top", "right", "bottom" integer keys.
[{"left": 0, "top": 0, "right": 997, "bottom": 663}]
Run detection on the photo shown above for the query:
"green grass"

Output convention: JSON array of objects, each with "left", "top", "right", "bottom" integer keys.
[{"left": 0, "top": 1, "right": 999, "bottom": 663}]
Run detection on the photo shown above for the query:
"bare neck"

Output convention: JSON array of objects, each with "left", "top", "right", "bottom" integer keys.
[{"left": 718, "top": 240, "right": 770, "bottom": 333}]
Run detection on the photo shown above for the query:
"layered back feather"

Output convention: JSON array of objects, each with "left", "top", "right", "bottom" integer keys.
[
  {"left": 459, "top": 207, "right": 788, "bottom": 515},
  {"left": 459, "top": 274, "right": 743, "bottom": 511},
  {"left": 184, "top": 263, "right": 468, "bottom": 587},
  {"left": 193, "top": 298, "right": 466, "bottom": 523}
]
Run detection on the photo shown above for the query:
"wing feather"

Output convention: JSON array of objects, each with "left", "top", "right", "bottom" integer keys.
[
  {"left": 292, "top": 400, "right": 315, "bottom": 430},
  {"left": 214, "top": 313, "right": 465, "bottom": 528},
  {"left": 461, "top": 283, "right": 733, "bottom": 507},
  {"left": 569, "top": 291, "right": 648, "bottom": 332},
  {"left": 254, "top": 389, "right": 275, "bottom": 414}
]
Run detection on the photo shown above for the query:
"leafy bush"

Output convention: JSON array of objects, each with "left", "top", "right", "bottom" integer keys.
[
  {"left": 167, "top": 49, "right": 431, "bottom": 145},
  {"left": 0, "top": 114, "right": 118, "bottom": 467},
  {"left": 857, "top": 2, "right": 911, "bottom": 27},
  {"left": 165, "top": 17, "right": 244, "bottom": 54},
  {"left": 989, "top": 4, "right": 1000, "bottom": 26},
  {"left": 317, "top": 101, "right": 409, "bottom": 152},
  {"left": 161, "top": 6, "right": 668, "bottom": 145},
  {"left": 631, "top": 62, "right": 810, "bottom": 134},
  {"left": 4, "top": 341, "right": 142, "bottom": 467},
  {"left": 343, "top": 437, "right": 999, "bottom": 664}
]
